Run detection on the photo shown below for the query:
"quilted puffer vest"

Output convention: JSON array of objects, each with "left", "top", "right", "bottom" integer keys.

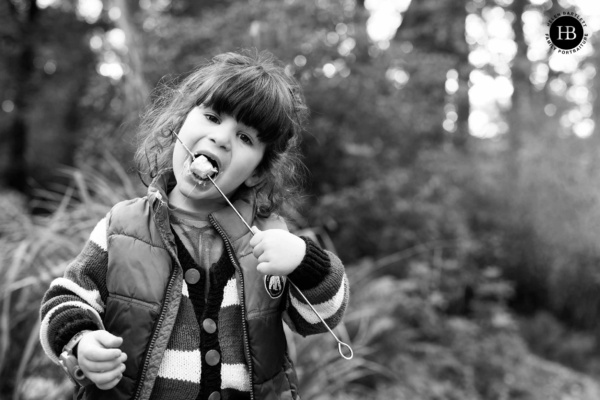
[{"left": 80, "top": 171, "right": 299, "bottom": 400}]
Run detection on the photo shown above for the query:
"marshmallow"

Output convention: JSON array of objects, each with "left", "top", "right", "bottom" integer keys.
[{"left": 190, "top": 155, "right": 218, "bottom": 179}]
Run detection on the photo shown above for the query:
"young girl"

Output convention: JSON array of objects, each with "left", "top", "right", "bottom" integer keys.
[{"left": 39, "top": 51, "right": 348, "bottom": 400}]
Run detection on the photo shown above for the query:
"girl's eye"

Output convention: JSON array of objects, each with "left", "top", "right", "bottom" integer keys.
[
  {"left": 205, "top": 114, "right": 220, "bottom": 124},
  {"left": 238, "top": 133, "right": 253, "bottom": 145}
]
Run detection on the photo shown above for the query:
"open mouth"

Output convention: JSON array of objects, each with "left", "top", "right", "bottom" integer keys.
[{"left": 189, "top": 153, "right": 219, "bottom": 181}]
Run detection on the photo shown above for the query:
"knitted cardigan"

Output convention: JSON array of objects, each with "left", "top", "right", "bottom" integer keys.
[{"left": 40, "top": 171, "right": 349, "bottom": 400}]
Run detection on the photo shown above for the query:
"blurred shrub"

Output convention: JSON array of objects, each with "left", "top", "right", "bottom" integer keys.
[
  {"left": 519, "top": 311, "right": 600, "bottom": 377},
  {"left": 291, "top": 251, "right": 600, "bottom": 400},
  {"left": 0, "top": 159, "right": 139, "bottom": 399},
  {"left": 310, "top": 149, "right": 476, "bottom": 264},
  {"left": 501, "top": 138, "right": 600, "bottom": 331}
]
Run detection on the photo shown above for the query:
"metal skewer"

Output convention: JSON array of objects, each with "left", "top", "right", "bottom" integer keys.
[
  {"left": 206, "top": 175, "right": 254, "bottom": 232},
  {"left": 171, "top": 130, "right": 353, "bottom": 360}
]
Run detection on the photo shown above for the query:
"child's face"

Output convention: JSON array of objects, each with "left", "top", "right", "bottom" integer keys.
[{"left": 170, "top": 105, "right": 266, "bottom": 210}]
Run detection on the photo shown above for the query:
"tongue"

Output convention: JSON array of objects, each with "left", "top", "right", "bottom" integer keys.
[{"left": 190, "top": 155, "right": 218, "bottom": 179}]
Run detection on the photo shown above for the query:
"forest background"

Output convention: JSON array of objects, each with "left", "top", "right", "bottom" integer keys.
[{"left": 2, "top": 0, "right": 600, "bottom": 399}]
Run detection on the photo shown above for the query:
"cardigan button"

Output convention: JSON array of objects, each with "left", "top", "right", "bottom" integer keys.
[
  {"left": 205, "top": 350, "right": 220, "bottom": 366},
  {"left": 203, "top": 318, "right": 217, "bottom": 334},
  {"left": 184, "top": 269, "right": 201, "bottom": 285},
  {"left": 208, "top": 391, "right": 221, "bottom": 400}
]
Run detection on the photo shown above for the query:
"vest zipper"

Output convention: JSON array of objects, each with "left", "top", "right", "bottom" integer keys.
[
  {"left": 133, "top": 213, "right": 181, "bottom": 400},
  {"left": 209, "top": 215, "right": 255, "bottom": 400}
]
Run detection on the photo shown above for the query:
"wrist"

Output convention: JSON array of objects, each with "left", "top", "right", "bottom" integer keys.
[
  {"left": 281, "top": 234, "right": 306, "bottom": 275},
  {"left": 59, "top": 330, "right": 94, "bottom": 386},
  {"left": 288, "top": 237, "right": 331, "bottom": 290},
  {"left": 293, "top": 234, "right": 307, "bottom": 269}
]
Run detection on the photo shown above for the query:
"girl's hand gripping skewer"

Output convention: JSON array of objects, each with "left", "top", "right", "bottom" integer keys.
[
  {"left": 249, "top": 227, "right": 306, "bottom": 276},
  {"left": 171, "top": 129, "right": 353, "bottom": 360}
]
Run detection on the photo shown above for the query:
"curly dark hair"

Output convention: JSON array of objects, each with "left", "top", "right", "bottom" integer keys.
[{"left": 134, "top": 50, "right": 309, "bottom": 218}]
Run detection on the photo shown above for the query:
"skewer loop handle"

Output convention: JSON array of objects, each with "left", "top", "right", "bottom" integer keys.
[{"left": 338, "top": 341, "right": 354, "bottom": 360}]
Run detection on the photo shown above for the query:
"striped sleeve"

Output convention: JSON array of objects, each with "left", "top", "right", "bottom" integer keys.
[
  {"left": 39, "top": 217, "right": 109, "bottom": 364},
  {"left": 284, "top": 238, "right": 349, "bottom": 336}
]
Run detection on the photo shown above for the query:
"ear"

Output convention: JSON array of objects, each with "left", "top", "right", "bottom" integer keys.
[{"left": 244, "top": 170, "right": 263, "bottom": 187}]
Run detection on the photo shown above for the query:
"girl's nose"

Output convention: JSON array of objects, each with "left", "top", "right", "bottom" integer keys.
[{"left": 208, "top": 120, "right": 236, "bottom": 150}]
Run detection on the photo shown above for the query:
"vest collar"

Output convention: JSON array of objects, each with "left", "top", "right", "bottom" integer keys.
[
  {"left": 147, "top": 169, "right": 257, "bottom": 243},
  {"left": 147, "top": 169, "right": 176, "bottom": 207},
  {"left": 209, "top": 195, "right": 256, "bottom": 243}
]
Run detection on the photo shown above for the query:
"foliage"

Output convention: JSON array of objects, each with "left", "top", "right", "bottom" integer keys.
[
  {"left": 0, "top": 159, "right": 138, "bottom": 398},
  {"left": 519, "top": 311, "right": 600, "bottom": 377},
  {"left": 310, "top": 148, "right": 476, "bottom": 263},
  {"left": 290, "top": 243, "right": 600, "bottom": 400},
  {"left": 490, "top": 134, "right": 600, "bottom": 332}
]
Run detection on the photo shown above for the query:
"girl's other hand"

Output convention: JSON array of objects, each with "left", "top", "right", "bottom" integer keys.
[
  {"left": 77, "top": 330, "right": 127, "bottom": 390},
  {"left": 250, "top": 227, "right": 306, "bottom": 276}
]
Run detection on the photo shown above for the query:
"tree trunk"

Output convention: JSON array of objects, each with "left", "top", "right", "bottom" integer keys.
[
  {"left": 590, "top": 32, "right": 600, "bottom": 162},
  {"left": 451, "top": 2, "right": 470, "bottom": 151},
  {"left": 0, "top": 0, "right": 38, "bottom": 194},
  {"left": 507, "top": 0, "right": 530, "bottom": 181},
  {"left": 394, "top": 0, "right": 471, "bottom": 150},
  {"left": 114, "top": 0, "right": 150, "bottom": 116}
]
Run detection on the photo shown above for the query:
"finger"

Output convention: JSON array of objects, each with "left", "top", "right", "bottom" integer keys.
[
  {"left": 257, "top": 252, "right": 270, "bottom": 264},
  {"left": 88, "top": 363, "right": 125, "bottom": 386},
  {"left": 87, "top": 351, "right": 127, "bottom": 366},
  {"left": 96, "top": 331, "right": 123, "bottom": 349},
  {"left": 252, "top": 242, "right": 265, "bottom": 259},
  {"left": 97, "top": 376, "right": 122, "bottom": 391},
  {"left": 249, "top": 226, "right": 263, "bottom": 247},
  {"left": 81, "top": 356, "right": 124, "bottom": 373},
  {"left": 256, "top": 262, "right": 270, "bottom": 275},
  {"left": 90, "top": 365, "right": 125, "bottom": 390},
  {"left": 85, "top": 347, "right": 122, "bottom": 362}
]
